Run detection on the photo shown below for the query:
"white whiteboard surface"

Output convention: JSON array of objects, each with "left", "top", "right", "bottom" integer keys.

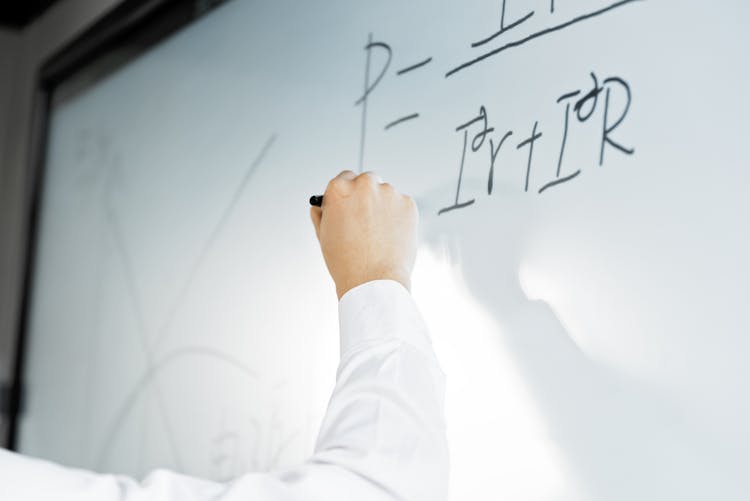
[{"left": 19, "top": 1, "right": 750, "bottom": 500}]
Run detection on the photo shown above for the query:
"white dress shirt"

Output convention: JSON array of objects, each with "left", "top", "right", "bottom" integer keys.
[{"left": 0, "top": 280, "right": 449, "bottom": 501}]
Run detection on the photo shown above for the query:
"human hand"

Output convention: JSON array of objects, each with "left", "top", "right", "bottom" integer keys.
[{"left": 310, "top": 171, "right": 418, "bottom": 299}]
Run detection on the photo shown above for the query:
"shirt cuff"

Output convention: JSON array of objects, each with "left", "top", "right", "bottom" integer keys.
[{"left": 338, "top": 280, "right": 434, "bottom": 359}]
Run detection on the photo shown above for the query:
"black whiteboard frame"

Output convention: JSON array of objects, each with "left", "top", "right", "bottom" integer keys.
[{"left": 6, "top": 0, "right": 227, "bottom": 451}]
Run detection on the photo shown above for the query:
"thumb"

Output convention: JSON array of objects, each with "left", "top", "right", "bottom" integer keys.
[{"left": 310, "top": 206, "right": 322, "bottom": 241}]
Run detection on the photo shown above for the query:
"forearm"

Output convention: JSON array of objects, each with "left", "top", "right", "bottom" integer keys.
[{"left": 309, "top": 279, "right": 449, "bottom": 500}]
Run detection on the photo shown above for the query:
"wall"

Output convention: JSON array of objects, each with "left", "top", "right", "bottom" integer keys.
[{"left": 0, "top": 0, "right": 121, "bottom": 447}]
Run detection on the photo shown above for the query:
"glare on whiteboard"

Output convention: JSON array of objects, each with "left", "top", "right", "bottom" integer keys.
[{"left": 413, "top": 246, "right": 568, "bottom": 500}]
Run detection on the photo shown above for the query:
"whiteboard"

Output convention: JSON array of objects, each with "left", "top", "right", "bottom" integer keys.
[{"left": 19, "top": 1, "right": 750, "bottom": 500}]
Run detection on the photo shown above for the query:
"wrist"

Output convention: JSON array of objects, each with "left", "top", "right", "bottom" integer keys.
[{"left": 336, "top": 269, "right": 411, "bottom": 300}]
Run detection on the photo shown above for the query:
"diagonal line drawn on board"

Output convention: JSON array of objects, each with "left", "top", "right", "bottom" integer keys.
[
  {"left": 95, "top": 133, "right": 277, "bottom": 469},
  {"left": 152, "top": 133, "right": 277, "bottom": 351},
  {"left": 104, "top": 206, "right": 186, "bottom": 470},
  {"left": 95, "top": 347, "right": 260, "bottom": 468}
]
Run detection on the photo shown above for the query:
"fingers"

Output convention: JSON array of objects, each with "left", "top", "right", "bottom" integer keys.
[
  {"left": 310, "top": 206, "right": 323, "bottom": 241},
  {"left": 403, "top": 194, "right": 419, "bottom": 222},
  {"left": 321, "top": 169, "right": 397, "bottom": 212}
]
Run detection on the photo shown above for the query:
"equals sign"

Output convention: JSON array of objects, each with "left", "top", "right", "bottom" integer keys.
[
  {"left": 385, "top": 57, "right": 433, "bottom": 131},
  {"left": 396, "top": 57, "right": 433, "bottom": 76}
]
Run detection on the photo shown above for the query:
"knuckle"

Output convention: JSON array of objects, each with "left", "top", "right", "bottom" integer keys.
[
  {"left": 327, "top": 177, "right": 349, "bottom": 195},
  {"left": 327, "top": 170, "right": 357, "bottom": 196},
  {"left": 337, "top": 169, "right": 356, "bottom": 180},
  {"left": 356, "top": 172, "right": 378, "bottom": 186}
]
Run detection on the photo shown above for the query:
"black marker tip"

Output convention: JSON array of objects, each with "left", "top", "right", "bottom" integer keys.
[{"left": 310, "top": 195, "right": 323, "bottom": 207}]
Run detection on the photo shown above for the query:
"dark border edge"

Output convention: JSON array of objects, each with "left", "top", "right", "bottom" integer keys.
[{"left": 6, "top": 0, "right": 226, "bottom": 450}]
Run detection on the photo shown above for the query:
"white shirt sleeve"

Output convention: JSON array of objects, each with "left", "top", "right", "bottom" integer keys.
[{"left": 0, "top": 280, "right": 449, "bottom": 501}]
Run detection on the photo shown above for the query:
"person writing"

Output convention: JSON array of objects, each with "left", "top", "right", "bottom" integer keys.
[{"left": 0, "top": 170, "right": 450, "bottom": 501}]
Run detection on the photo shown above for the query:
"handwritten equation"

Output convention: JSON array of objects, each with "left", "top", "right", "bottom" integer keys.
[
  {"left": 354, "top": 0, "right": 641, "bottom": 214},
  {"left": 439, "top": 73, "right": 633, "bottom": 215}
]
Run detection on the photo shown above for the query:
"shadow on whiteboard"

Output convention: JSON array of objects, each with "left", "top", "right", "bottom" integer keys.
[{"left": 415, "top": 181, "right": 736, "bottom": 501}]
